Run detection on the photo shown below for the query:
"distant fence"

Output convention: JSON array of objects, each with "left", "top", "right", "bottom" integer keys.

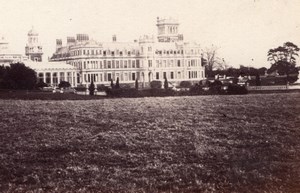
[{"left": 247, "top": 85, "right": 288, "bottom": 91}]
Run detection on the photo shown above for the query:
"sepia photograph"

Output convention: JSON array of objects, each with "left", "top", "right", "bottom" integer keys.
[{"left": 0, "top": 0, "right": 300, "bottom": 192}]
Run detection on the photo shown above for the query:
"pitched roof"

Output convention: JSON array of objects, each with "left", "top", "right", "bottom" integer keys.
[{"left": 24, "top": 61, "right": 76, "bottom": 71}]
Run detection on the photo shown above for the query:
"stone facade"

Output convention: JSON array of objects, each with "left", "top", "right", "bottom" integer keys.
[{"left": 50, "top": 17, "right": 205, "bottom": 87}]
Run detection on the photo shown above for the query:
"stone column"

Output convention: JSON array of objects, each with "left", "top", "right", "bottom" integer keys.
[
  {"left": 50, "top": 72, "right": 53, "bottom": 86},
  {"left": 70, "top": 72, "right": 73, "bottom": 87},
  {"left": 64, "top": 72, "right": 67, "bottom": 82},
  {"left": 57, "top": 72, "right": 61, "bottom": 85},
  {"left": 43, "top": 72, "right": 46, "bottom": 83},
  {"left": 74, "top": 72, "right": 78, "bottom": 87}
]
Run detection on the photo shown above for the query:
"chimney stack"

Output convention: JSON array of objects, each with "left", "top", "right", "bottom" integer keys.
[
  {"left": 56, "top": 39, "right": 62, "bottom": 51},
  {"left": 67, "top": 37, "right": 76, "bottom": 46},
  {"left": 76, "top": 34, "right": 89, "bottom": 42},
  {"left": 112, "top": 35, "right": 117, "bottom": 42}
]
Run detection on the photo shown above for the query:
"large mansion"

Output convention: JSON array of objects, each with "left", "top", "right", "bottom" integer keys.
[
  {"left": 1, "top": 17, "right": 205, "bottom": 88},
  {"left": 50, "top": 17, "right": 205, "bottom": 87}
]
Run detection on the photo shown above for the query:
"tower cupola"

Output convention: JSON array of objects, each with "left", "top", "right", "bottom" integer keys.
[{"left": 25, "top": 26, "right": 43, "bottom": 62}]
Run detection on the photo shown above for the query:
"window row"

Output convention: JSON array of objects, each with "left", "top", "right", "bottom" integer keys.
[
  {"left": 70, "top": 59, "right": 141, "bottom": 69},
  {"left": 154, "top": 49, "right": 201, "bottom": 55},
  {"left": 154, "top": 70, "right": 204, "bottom": 80},
  {"left": 84, "top": 72, "right": 137, "bottom": 83},
  {"left": 148, "top": 59, "right": 202, "bottom": 68},
  {"left": 70, "top": 49, "right": 140, "bottom": 57}
]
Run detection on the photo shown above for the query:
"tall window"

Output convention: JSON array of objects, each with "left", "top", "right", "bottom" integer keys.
[
  {"left": 108, "top": 73, "right": 112, "bottom": 81},
  {"left": 120, "top": 60, "right": 123, "bottom": 68},
  {"left": 132, "top": 73, "right": 136, "bottom": 80},
  {"left": 60, "top": 72, "right": 65, "bottom": 81},
  {"left": 38, "top": 73, "right": 43, "bottom": 83},
  {"left": 163, "top": 72, "right": 166, "bottom": 79},
  {"left": 53, "top": 73, "right": 58, "bottom": 85},
  {"left": 170, "top": 72, "right": 174, "bottom": 79},
  {"left": 148, "top": 60, "right": 152, "bottom": 67},
  {"left": 104, "top": 60, "right": 107, "bottom": 68},
  {"left": 156, "top": 72, "right": 159, "bottom": 80}
]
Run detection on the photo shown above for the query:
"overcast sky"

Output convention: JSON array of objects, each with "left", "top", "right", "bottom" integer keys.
[{"left": 1, "top": 0, "right": 299, "bottom": 68}]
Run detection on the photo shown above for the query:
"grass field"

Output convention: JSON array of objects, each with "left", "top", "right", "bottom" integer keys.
[{"left": 0, "top": 93, "right": 299, "bottom": 192}]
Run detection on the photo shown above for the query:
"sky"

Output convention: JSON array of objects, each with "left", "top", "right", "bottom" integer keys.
[{"left": 0, "top": 0, "right": 300, "bottom": 68}]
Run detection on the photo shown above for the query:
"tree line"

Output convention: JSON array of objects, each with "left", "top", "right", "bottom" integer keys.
[
  {"left": 0, "top": 63, "right": 37, "bottom": 90},
  {"left": 203, "top": 42, "right": 299, "bottom": 83}
]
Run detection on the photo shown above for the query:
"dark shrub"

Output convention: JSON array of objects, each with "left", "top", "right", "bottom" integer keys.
[
  {"left": 227, "top": 84, "right": 248, "bottom": 95},
  {"left": 135, "top": 79, "right": 139, "bottom": 90},
  {"left": 74, "top": 85, "right": 87, "bottom": 92},
  {"left": 209, "top": 79, "right": 222, "bottom": 94},
  {"left": 255, "top": 74, "right": 261, "bottom": 86},
  {"left": 190, "top": 83, "right": 200, "bottom": 95},
  {"left": 0, "top": 63, "right": 37, "bottom": 90},
  {"left": 150, "top": 80, "right": 162, "bottom": 89},
  {"left": 120, "top": 84, "right": 132, "bottom": 89},
  {"left": 58, "top": 81, "right": 71, "bottom": 88},
  {"left": 179, "top": 81, "right": 192, "bottom": 88},
  {"left": 199, "top": 79, "right": 210, "bottom": 87},
  {"left": 97, "top": 84, "right": 108, "bottom": 91},
  {"left": 164, "top": 78, "right": 168, "bottom": 90},
  {"left": 89, "top": 80, "right": 95, "bottom": 96},
  {"left": 36, "top": 81, "right": 48, "bottom": 88},
  {"left": 115, "top": 77, "right": 120, "bottom": 89},
  {"left": 145, "top": 88, "right": 175, "bottom": 97},
  {"left": 110, "top": 79, "right": 114, "bottom": 88}
]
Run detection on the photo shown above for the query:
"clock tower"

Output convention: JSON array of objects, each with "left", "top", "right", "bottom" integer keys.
[{"left": 25, "top": 27, "right": 43, "bottom": 62}]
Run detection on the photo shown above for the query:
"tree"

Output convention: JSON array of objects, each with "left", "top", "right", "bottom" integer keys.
[
  {"left": 115, "top": 77, "right": 120, "bottom": 89},
  {"left": 58, "top": 81, "right": 71, "bottom": 88},
  {"left": 135, "top": 79, "right": 139, "bottom": 90},
  {"left": 255, "top": 74, "right": 261, "bottom": 86},
  {"left": 110, "top": 79, "right": 114, "bottom": 89},
  {"left": 179, "top": 81, "right": 192, "bottom": 88},
  {"left": 0, "top": 63, "right": 37, "bottom": 90},
  {"left": 268, "top": 42, "right": 299, "bottom": 65},
  {"left": 89, "top": 79, "right": 95, "bottom": 95},
  {"left": 150, "top": 80, "right": 162, "bottom": 89},
  {"left": 202, "top": 45, "right": 228, "bottom": 77},
  {"left": 225, "top": 67, "right": 240, "bottom": 77},
  {"left": 267, "top": 42, "right": 299, "bottom": 83},
  {"left": 36, "top": 80, "right": 48, "bottom": 88},
  {"left": 164, "top": 77, "right": 168, "bottom": 90}
]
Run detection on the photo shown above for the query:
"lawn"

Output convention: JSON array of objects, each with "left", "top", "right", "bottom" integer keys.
[{"left": 0, "top": 93, "right": 299, "bottom": 192}]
